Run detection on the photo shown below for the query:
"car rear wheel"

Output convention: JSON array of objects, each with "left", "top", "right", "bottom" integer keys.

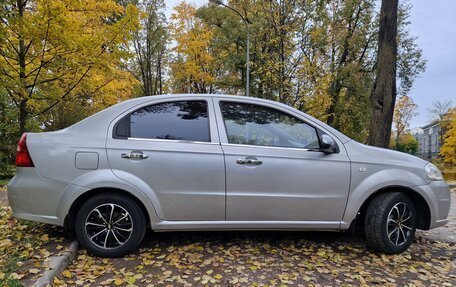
[
  {"left": 365, "top": 192, "right": 417, "bottom": 254},
  {"left": 75, "top": 193, "right": 146, "bottom": 257}
]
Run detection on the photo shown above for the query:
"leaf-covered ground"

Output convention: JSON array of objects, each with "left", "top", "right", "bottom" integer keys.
[
  {"left": 53, "top": 230, "right": 456, "bottom": 286},
  {"left": 0, "top": 187, "right": 69, "bottom": 287},
  {"left": 1, "top": 186, "right": 455, "bottom": 287},
  {"left": 56, "top": 188, "right": 456, "bottom": 287}
]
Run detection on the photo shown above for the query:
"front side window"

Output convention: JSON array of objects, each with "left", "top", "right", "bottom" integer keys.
[
  {"left": 116, "top": 100, "right": 210, "bottom": 142},
  {"left": 220, "top": 102, "right": 320, "bottom": 149}
]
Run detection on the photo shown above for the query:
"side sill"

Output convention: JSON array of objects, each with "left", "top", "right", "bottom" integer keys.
[
  {"left": 339, "top": 221, "right": 352, "bottom": 230},
  {"left": 152, "top": 221, "right": 341, "bottom": 232},
  {"left": 12, "top": 212, "right": 62, "bottom": 226}
]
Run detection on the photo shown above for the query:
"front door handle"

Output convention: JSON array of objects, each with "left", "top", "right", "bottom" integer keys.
[
  {"left": 236, "top": 157, "right": 262, "bottom": 165},
  {"left": 121, "top": 151, "right": 149, "bottom": 160}
]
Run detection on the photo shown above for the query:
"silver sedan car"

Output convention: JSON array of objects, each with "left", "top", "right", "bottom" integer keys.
[{"left": 7, "top": 94, "right": 450, "bottom": 257}]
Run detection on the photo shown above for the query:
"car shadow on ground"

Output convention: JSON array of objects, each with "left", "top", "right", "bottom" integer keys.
[{"left": 140, "top": 228, "right": 360, "bottom": 248}]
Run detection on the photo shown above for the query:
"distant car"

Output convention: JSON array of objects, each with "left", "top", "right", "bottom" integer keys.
[{"left": 7, "top": 94, "right": 450, "bottom": 257}]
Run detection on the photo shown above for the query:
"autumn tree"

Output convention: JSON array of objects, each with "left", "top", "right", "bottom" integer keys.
[
  {"left": 196, "top": 0, "right": 424, "bottom": 142},
  {"left": 197, "top": 1, "right": 376, "bottom": 140},
  {"left": 392, "top": 132, "right": 418, "bottom": 154},
  {"left": 131, "top": 0, "right": 167, "bottom": 96},
  {"left": 169, "top": 2, "right": 216, "bottom": 93},
  {"left": 428, "top": 100, "right": 453, "bottom": 122},
  {"left": 250, "top": 0, "right": 305, "bottom": 103},
  {"left": 440, "top": 108, "right": 456, "bottom": 165},
  {"left": 196, "top": 5, "right": 248, "bottom": 95},
  {"left": 393, "top": 95, "right": 417, "bottom": 149},
  {"left": 428, "top": 99, "right": 453, "bottom": 146},
  {"left": 0, "top": 90, "right": 17, "bottom": 177},
  {"left": 0, "top": 0, "right": 139, "bottom": 134}
]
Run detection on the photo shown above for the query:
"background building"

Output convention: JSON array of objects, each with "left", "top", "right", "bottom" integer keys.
[{"left": 411, "top": 122, "right": 441, "bottom": 160}]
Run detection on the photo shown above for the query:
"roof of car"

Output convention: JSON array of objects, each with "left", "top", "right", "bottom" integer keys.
[{"left": 70, "top": 94, "right": 352, "bottom": 144}]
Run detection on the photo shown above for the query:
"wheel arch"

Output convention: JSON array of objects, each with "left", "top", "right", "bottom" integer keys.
[
  {"left": 351, "top": 186, "right": 431, "bottom": 232},
  {"left": 64, "top": 187, "right": 151, "bottom": 236}
]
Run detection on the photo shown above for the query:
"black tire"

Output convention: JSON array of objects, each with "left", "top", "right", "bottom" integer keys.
[
  {"left": 364, "top": 192, "right": 417, "bottom": 254},
  {"left": 75, "top": 193, "right": 146, "bottom": 257}
]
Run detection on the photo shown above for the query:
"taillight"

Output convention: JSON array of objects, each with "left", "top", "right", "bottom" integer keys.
[{"left": 16, "top": 133, "right": 35, "bottom": 167}]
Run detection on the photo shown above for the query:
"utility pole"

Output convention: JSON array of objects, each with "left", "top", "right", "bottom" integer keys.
[{"left": 209, "top": 0, "right": 250, "bottom": 97}]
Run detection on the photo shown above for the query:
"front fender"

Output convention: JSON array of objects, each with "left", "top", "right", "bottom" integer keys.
[
  {"left": 57, "top": 169, "right": 162, "bottom": 226},
  {"left": 340, "top": 168, "right": 432, "bottom": 229}
]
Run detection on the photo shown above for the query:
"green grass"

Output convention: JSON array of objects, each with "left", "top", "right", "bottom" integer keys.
[
  {"left": 0, "top": 208, "right": 26, "bottom": 287},
  {"left": 0, "top": 208, "right": 41, "bottom": 287},
  {"left": 0, "top": 178, "right": 10, "bottom": 186},
  {"left": 0, "top": 278, "right": 23, "bottom": 287},
  {"left": 0, "top": 255, "right": 25, "bottom": 287}
]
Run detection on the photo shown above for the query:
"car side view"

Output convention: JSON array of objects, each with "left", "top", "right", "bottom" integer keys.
[{"left": 7, "top": 94, "right": 451, "bottom": 257}]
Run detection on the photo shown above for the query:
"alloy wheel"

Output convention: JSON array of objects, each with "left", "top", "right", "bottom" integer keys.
[
  {"left": 386, "top": 202, "right": 413, "bottom": 246},
  {"left": 84, "top": 203, "right": 133, "bottom": 249}
]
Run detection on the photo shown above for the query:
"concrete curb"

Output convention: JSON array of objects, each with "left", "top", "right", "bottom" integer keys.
[{"left": 32, "top": 241, "right": 79, "bottom": 287}]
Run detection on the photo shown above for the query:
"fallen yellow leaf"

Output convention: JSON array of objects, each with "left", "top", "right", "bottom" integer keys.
[
  {"left": 61, "top": 270, "right": 72, "bottom": 278},
  {"left": 10, "top": 273, "right": 24, "bottom": 280},
  {"left": 29, "top": 268, "right": 40, "bottom": 274}
]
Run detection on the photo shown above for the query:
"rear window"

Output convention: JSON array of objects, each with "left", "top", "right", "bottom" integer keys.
[{"left": 115, "top": 100, "right": 210, "bottom": 142}]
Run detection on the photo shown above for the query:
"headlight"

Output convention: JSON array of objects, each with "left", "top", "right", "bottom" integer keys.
[{"left": 425, "top": 163, "right": 443, "bottom": 181}]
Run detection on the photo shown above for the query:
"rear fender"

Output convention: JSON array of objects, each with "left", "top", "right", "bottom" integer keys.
[{"left": 57, "top": 169, "right": 161, "bottom": 225}]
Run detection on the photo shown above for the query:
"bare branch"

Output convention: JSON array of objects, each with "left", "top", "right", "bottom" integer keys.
[{"left": 27, "top": 17, "right": 51, "bottom": 99}]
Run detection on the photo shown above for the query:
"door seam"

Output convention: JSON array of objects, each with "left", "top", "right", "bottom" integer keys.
[{"left": 210, "top": 97, "right": 228, "bottom": 221}]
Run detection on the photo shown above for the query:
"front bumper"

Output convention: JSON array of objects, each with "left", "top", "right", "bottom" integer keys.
[{"left": 413, "top": 180, "right": 451, "bottom": 229}]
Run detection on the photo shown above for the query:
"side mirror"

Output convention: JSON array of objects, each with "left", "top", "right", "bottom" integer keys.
[{"left": 320, "top": 134, "right": 338, "bottom": 154}]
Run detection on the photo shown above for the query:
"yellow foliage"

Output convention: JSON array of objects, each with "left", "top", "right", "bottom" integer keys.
[
  {"left": 169, "top": 2, "right": 215, "bottom": 93},
  {"left": 440, "top": 109, "right": 456, "bottom": 165},
  {"left": 0, "top": 0, "right": 139, "bottom": 130},
  {"left": 393, "top": 95, "right": 417, "bottom": 144}
]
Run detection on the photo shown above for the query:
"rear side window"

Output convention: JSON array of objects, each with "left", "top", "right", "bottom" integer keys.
[{"left": 115, "top": 100, "right": 210, "bottom": 142}]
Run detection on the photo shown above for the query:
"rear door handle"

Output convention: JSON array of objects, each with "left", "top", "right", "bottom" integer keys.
[
  {"left": 121, "top": 151, "right": 149, "bottom": 160},
  {"left": 236, "top": 157, "right": 262, "bottom": 165}
]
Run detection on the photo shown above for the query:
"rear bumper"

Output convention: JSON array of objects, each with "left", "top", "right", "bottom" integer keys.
[
  {"left": 413, "top": 180, "right": 451, "bottom": 229},
  {"left": 7, "top": 167, "right": 68, "bottom": 226}
]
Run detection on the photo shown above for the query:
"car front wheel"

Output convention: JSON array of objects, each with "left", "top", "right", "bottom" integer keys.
[
  {"left": 75, "top": 193, "right": 146, "bottom": 257},
  {"left": 365, "top": 192, "right": 417, "bottom": 254}
]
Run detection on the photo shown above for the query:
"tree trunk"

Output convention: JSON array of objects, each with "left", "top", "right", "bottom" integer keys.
[
  {"left": 368, "top": 0, "right": 398, "bottom": 147},
  {"left": 18, "top": 0, "right": 28, "bottom": 135},
  {"left": 19, "top": 100, "right": 28, "bottom": 135},
  {"left": 395, "top": 132, "right": 400, "bottom": 150},
  {"left": 326, "top": 81, "right": 342, "bottom": 128},
  {"left": 158, "top": 51, "right": 163, "bottom": 95}
]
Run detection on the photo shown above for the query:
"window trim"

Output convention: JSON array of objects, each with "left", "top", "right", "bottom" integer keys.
[
  {"left": 112, "top": 99, "right": 212, "bottom": 143},
  {"left": 112, "top": 114, "right": 130, "bottom": 140},
  {"left": 218, "top": 100, "right": 335, "bottom": 151},
  {"left": 126, "top": 137, "right": 219, "bottom": 145}
]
